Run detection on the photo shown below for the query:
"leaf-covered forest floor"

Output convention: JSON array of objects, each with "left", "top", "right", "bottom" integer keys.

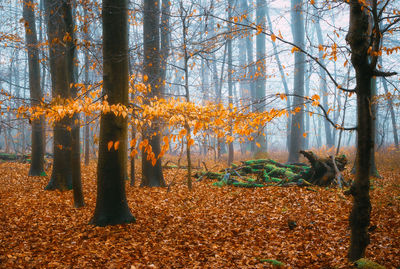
[{"left": 0, "top": 150, "right": 399, "bottom": 268}]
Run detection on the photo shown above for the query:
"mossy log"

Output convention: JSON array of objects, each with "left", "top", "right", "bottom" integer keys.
[
  {"left": 194, "top": 151, "right": 349, "bottom": 188},
  {"left": 0, "top": 153, "right": 30, "bottom": 163}
]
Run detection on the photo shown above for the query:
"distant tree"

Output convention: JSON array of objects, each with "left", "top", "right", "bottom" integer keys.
[
  {"left": 254, "top": 0, "right": 267, "bottom": 153},
  {"left": 90, "top": 0, "right": 134, "bottom": 226},
  {"left": 288, "top": 0, "right": 305, "bottom": 163},
  {"left": 313, "top": 5, "right": 334, "bottom": 148},
  {"left": 23, "top": 0, "right": 45, "bottom": 176}
]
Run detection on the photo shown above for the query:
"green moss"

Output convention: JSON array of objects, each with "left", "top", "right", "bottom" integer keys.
[
  {"left": 232, "top": 182, "right": 264, "bottom": 188},
  {"left": 264, "top": 164, "right": 276, "bottom": 172},
  {"left": 258, "top": 258, "right": 285, "bottom": 267},
  {"left": 212, "top": 181, "right": 226, "bottom": 187},
  {"left": 355, "top": 258, "right": 386, "bottom": 269},
  {"left": 40, "top": 171, "right": 47, "bottom": 177},
  {"left": 269, "top": 177, "right": 282, "bottom": 183},
  {"left": 268, "top": 167, "right": 286, "bottom": 177},
  {"left": 284, "top": 170, "right": 297, "bottom": 180}
]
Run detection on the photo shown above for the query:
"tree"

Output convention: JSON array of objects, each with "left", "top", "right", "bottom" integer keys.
[
  {"left": 346, "top": 0, "right": 398, "bottom": 261},
  {"left": 141, "top": 0, "right": 166, "bottom": 187},
  {"left": 287, "top": 0, "right": 305, "bottom": 163},
  {"left": 44, "top": 0, "right": 73, "bottom": 191},
  {"left": 314, "top": 5, "right": 334, "bottom": 148},
  {"left": 23, "top": 0, "right": 45, "bottom": 177},
  {"left": 90, "top": 0, "right": 134, "bottom": 226},
  {"left": 254, "top": 0, "right": 267, "bottom": 153},
  {"left": 227, "top": 0, "right": 234, "bottom": 165},
  {"left": 66, "top": 0, "right": 84, "bottom": 208}
]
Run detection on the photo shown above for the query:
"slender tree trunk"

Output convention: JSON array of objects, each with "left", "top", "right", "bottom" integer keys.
[
  {"left": 141, "top": 0, "right": 166, "bottom": 187},
  {"left": 346, "top": 0, "right": 373, "bottom": 260},
  {"left": 23, "top": 0, "right": 45, "bottom": 176},
  {"left": 382, "top": 77, "right": 398, "bottom": 148},
  {"left": 288, "top": 0, "right": 305, "bottom": 163},
  {"left": 66, "top": 0, "right": 84, "bottom": 208},
  {"left": 314, "top": 6, "right": 334, "bottom": 147},
  {"left": 83, "top": 4, "right": 90, "bottom": 166},
  {"left": 266, "top": 6, "right": 291, "bottom": 150},
  {"left": 90, "top": 0, "right": 134, "bottom": 226},
  {"left": 254, "top": 0, "right": 267, "bottom": 153},
  {"left": 369, "top": 77, "right": 379, "bottom": 177},
  {"left": 227, "top": 0, "right": 234, "bottom": 165}
]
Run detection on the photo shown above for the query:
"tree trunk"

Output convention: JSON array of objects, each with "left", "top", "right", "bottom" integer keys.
[
  {"left": 346, "top": 0, "right": 373, "bottom": 261},
  {"left": 90, "top": 0, "right": 134, "bottom": 226},
  {"left": 288, "top": 0, "right": 305, "bottom": 163},
  {"left": 84, "top": 5, "right": 90, "bottom": 166},
  {"left": 314, "top": 6, "right": 334, "bottom": 147},
  {"left": 66, "top": 1, "right": 84, "bottom": 208},
  {"left": 23, "top": 0, "right": 45, "bottom": 177},
  {"left": 44, "top": 0, "right": 72, "bottom": 191},
  {"left": 254, "top": 0, "right": 267, "bottom": 153},
  {"left": 266, "top": 6, "right": 291, "bottom": 150},
  {"left": 382, "top": 76, "right": 398, "bottom": 148},
  {"left": 141, "top": 0, "right": 166, "bottom": 187},
  {"left": 227, "top": 0, "right": 234, "bottom": 165}
]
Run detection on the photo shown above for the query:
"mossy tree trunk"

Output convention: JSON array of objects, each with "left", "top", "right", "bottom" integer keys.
[{"left": 90, "top": 0, "right": 134, "bottom": 226}]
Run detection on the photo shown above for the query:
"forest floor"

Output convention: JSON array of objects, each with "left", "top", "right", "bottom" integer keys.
[{"left": 0, "top": 149, "right": 399, "bottom": 268}]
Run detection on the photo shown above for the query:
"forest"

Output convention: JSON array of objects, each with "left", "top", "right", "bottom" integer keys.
[{"left": 0, "top": 0, "right": 399, "bottom": 268}]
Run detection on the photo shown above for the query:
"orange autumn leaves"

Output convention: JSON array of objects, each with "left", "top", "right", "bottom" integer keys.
[{"left": 9, "top": 74, "right": 323, "bottom": 166}]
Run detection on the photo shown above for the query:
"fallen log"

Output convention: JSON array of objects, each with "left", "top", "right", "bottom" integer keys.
[
  {"left": 194, "top": 151, "right": 349, "bottom": 188},
  {"left": 0, "top": 153, "right": 30, "bottom": 163}
]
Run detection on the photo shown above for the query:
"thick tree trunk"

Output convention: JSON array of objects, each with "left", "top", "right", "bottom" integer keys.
[
  {"left": 90, "top": 0, "right": 134, "bottom": 226},
  {"left": 141, "top": 0, "right": 166, "bottom": 187},
  {"left": 23, "top": 0, "right": 45, "bottom": 177},
  {"left": 44, "top": 0, "right": 72, "bottom": 191},
  {"left": 288, "top": 0, "right": 305, "bottom": 163}
]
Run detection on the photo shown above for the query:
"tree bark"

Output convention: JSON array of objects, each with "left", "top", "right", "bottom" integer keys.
[
  {"left": 66, "top": 0, "right": 84, "bottom": 208},
  {"left": 23, "top": 0, "right": 45, "bottom": 177},
  {"left": 288, "top": 0, "right": 305, "bottom": 163},
  {"left": 254, "top": 0, "right": 267, "bottom": 153},
  {"left": 346, "top": 0, "right": 373, "bottom": 261},
  {"left": 44, "top": 0, "right": 72, "bottom": 191},
  {"left": 141, "top": 0, "right": 166, "bottom": 187},
  {"left": 90, "top": 0, "right": 134, "bottom": 226},
  {"left": 227, "top": 0, "right": 234, "bottom": 165}
]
